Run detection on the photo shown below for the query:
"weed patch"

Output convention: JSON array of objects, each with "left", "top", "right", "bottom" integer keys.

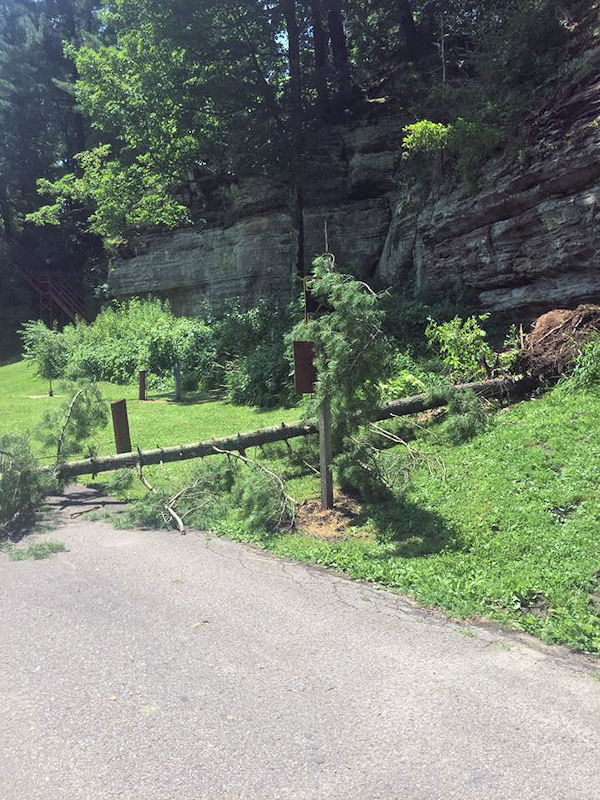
[{"left": 7, "top": 541, "right": 66, "bottom": 561}]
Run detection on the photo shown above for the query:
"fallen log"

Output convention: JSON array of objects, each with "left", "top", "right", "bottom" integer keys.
[
  {"left": 47, "top": 421, "right": 319, "bottom": 480},
  {"left": 47, "top": 375, "right": 537, "bottom": 480},
  {"left": 373, "top": 375, "right": 538, "bottom": 421}
]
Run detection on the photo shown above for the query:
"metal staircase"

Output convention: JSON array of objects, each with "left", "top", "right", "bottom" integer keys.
[
  {"left": 18, "top": 263, "right": 86, "bottom": 322},
  {"left": 9, "top": 243, "right": 86, "bottom": 323}
]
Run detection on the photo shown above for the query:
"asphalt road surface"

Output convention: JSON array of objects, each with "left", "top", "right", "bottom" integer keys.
[{"left": 1, "top": 491, "right": 599, "bottom": 800}]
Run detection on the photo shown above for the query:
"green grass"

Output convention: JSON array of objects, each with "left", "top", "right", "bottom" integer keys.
[
  {"left": 5, "top": 540, "right": 66, "bottom": 560},
  {"left": 266, "top": 386, "right": 600, "bottom": 653},
  {"left": 2, "top": 360, "right": 600, "bottom": 652},
  {"left": 0, "top": 360, "right": 315, "bottom": 499}
]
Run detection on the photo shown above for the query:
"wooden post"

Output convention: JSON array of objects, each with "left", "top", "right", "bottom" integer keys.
[
  {"left": 111, "top": 400, "right": 132, "bottom": 454},
  {"left": 138, "top": 370, "right": 146, "bottom": 401},
  {"left": 173, "top": 364, "right": 182, "bottom": 402},
  {"left": 319, "top": 396, "right": 333, "bottom": 510}
]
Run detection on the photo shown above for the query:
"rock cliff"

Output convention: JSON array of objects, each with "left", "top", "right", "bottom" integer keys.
[{"left": 110, "top": 66, "right": 600, "bottom": 319}]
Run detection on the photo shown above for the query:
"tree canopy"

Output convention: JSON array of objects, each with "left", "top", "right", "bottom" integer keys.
[{"left": 0, "top": 0, "right": 580, "bottom": 252}]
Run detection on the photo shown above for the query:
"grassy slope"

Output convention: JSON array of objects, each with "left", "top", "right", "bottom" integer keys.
[
  {"left": 271, "top": 387, "right": 600, "bottom": 652},
  {"left": 2, "top": 360, "right": 600, "bottom": 651}
]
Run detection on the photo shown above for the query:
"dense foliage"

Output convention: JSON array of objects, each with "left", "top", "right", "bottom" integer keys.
[
  {"left": 0, "top": 1, "right": 104, "bottom": 298},
  {"left": 19, "top": 296, "right": 299, "bottom": 405},
  {"left": 11, "top": 0, "right": 581, "bottom": 251},
  {"left": 0, "top": 434, "right": 54, "bottom": 536}
]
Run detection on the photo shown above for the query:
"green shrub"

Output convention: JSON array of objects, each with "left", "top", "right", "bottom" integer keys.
[
  {"left": 213, "top": 299, "right": 298, "bottom": 407},
  {"left": 20, "top": 320, "right": 69, "bottom": 396},
  {"left": 403, "top": 118, "right": 501, "bottom": 187},
  {"left": 568, "top": 335, "right": 600, "bottom": 390},
  {"left": 426, "top": 315, "right": 494, "bottom": 381},
  {"left": 62, "top": 298, "right": 214, "bottom": 388},
  {"left": 0, "top": 435, "right": 54, "bottom": 536},
  {"left": 402, "top": 120, "right": 450, "bottom": 158},
  {"left": 224, "top": 341, "right": 294, "bottom": 407},
  {"left": 447, "top": 118, "right": 502, "bottom": 187},
  {"left": 379, "top": 351, "right": 446, "bottom": 402}
]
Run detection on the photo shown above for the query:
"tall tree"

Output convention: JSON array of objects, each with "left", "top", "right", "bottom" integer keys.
[{"left": 0, "top": 0, "right": 102, "bottom": 273}]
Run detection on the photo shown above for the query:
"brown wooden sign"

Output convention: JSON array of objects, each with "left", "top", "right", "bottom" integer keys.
[{"left": 293, "top": 340, "right": 317, "bottom": 394}]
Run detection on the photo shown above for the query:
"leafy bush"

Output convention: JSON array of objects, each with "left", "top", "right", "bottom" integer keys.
[
  {"left": 568, "top": 335, "right": 600, "bottom": 390},
  {"left": 426, "top": 315, "right": 494, "bottom": 381},
  {"left": 379, "top": 351, "right": 445, "bottom": 402},
  {"left": 0, "top": 435, "right": 54, "bottom": 536},
  {"left": 403, "top": 118, "right": 501, "bottom": 187},
  {"left": 447, "top": 118, "right": 502, "bottom": 187},
  {"left": 62, "top": 298, "right": 214, "bottom": 388},
  {"left": 213, "top": 299, "right": 298, "bottom": 407},
  {"left": 20, "top": 320, "right": 69, "bottom": 396},
  {"left": 21, "top": 296, "right": 300, "bottom": 407},
  {"left": 402, "top": 120, "right": 450, "bottom": 158},
  {"left": 379, "top": 291, "right": 462, "bottom": 350}
]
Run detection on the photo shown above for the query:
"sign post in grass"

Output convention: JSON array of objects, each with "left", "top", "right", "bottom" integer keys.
[
  {"left": 318, "top": 396, "right": 334, "bottom": 510},
  {"left": 293, "top": 339, "right": 333, "bottom": 510},
  {"left": 139, "top": 370, "right": 147, "bottom": 401},
  {"left": 111, "top": 400, "right": 132, "bottom": 454}
]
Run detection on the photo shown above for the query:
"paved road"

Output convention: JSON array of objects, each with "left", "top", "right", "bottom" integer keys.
[{"left": 1, "top": 494, "right": 600, "bottom": 800}]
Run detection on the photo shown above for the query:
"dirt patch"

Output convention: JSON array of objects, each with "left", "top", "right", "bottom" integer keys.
[
  {"left": 295, "top": 494, "right": 372, "bottom": 542},
  {"left": 523, "top": 304, "right": 600, "bottom": 379},
  {"left": 520, "top": 594, "right": 549, "bottom": 620}
]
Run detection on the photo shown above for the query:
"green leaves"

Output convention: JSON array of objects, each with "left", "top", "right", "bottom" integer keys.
[
  {"left": 425, "top": 314, "right": 493, "bottom": 381},
  {"left": 27, "top": 145, "right": 190, "bottom": 244},
  {"left": 293, "top": 256, "right": 392, "bottom": 448}
]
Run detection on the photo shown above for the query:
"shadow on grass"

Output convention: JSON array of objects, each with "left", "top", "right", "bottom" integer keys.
[{"left": 358, "top": 495, "right": 459, "bottom": 558}]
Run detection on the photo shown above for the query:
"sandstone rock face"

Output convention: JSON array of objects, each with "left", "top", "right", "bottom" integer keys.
[
  {"left": 109, "top": 117, "right": 402, "bottom": 315},
  {"left": 110, "top": 71, "right": 600, "bottom": 318},
  {"left": 378, "top": 75, "right": 600, "bottom": 314},
  {"left": 109, "top": 213, "right": 295, "bottom": 316}
]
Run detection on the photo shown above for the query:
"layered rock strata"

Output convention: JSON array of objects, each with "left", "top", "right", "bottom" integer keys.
[{"left": 110, "top": 71, "right": 600, "bottom": 317}]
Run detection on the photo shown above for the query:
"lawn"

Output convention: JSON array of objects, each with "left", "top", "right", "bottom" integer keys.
[
  {"left": 269, "top": 386, "right": 600, "bottom": 652},
  {"left": 0, "top": 359, "right": 317, "bottom": 498},
  {"left": 3, "top": 359, "right": 600, "bottom": 652}
]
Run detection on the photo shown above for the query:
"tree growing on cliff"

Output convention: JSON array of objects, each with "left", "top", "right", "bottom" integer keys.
[{"left": 24, "top": 0, "right": 577, "bottom": 254}]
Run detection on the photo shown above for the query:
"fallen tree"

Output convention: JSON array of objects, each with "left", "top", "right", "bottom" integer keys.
[{"left": 46, "top": 376, "right": 537, "bottom": 480}]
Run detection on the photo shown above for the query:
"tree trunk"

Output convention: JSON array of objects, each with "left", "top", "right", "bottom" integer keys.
[
  {"left": 281, "top": 0, "right": 305, "bottom": 278},
  {"left": 48, "top": 377, "right": 537, "bottom": 481},
  {"left": 325, "top": 0, "right": 362, "bottom": 113},
  {"left": 398, "top": 0, "right": 423, "bottom": 62},
  {"left": 281, "top": 0, "right": 302, "bottom": 152},
  {"left": 0, "top": 179, "right": 12, "bottom": 240},
  {"left": 326, "top": 0, "right": 351, "bottom": 94},
  {"left": 310, "top": 0, "right": 329, "bottom": 121},
  {"left": 290, "top": 183, "right": 305, "bottom": 278}
]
